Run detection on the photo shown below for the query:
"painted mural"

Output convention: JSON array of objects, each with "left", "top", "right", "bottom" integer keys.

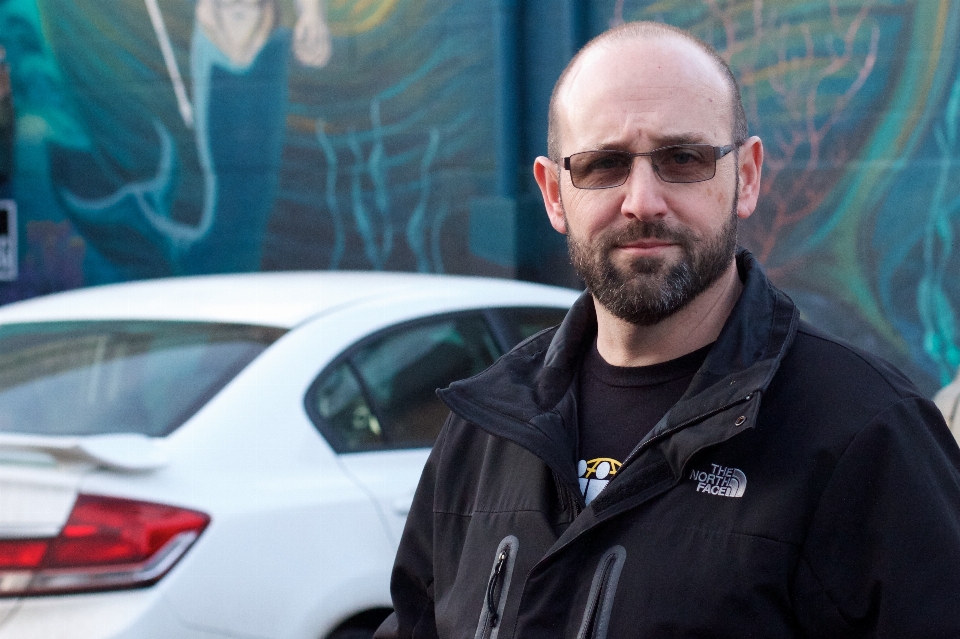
[
  {"left": 0, "top": 0, "right": 499, "bottom": 288},
  {"left": 0, "top": 0, "right": 959, "bottom": 395}
]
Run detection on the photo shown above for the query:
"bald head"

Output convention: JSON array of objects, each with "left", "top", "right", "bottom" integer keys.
[{"left": 547, "top": 22, "right": 748, "bottom": 160}]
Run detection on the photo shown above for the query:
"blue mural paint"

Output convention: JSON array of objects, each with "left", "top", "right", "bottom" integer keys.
[
  {"left": 347, "top": 127, "right": 385, "bottom": 269},
  {"left": 917, "top": 68, "right": 960, "bottom": 384},
  {"left": 316, "top": 124, "right": 345, "bottom": 269},
  {"left": 406, "top": 127, "right": 440, "bottom": 273}
]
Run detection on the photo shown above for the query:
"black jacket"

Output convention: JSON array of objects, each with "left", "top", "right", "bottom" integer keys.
[{"left": 377, "top": 250, "right": 960, "bottom": 639}]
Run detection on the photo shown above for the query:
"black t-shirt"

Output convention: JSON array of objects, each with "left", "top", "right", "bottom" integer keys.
[{"left": 576, "top": 340, "right": 712, "bottom": 504}]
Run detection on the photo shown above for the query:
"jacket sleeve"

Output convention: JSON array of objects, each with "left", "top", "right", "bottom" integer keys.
[
  {"left": 374, "top": 416, "right": 451, "bottom": 639},
  {"left": 793, "top": 397, "right": 960, "bottom": 637}
]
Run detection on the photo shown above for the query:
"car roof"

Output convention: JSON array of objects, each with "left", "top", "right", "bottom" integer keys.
[{"left": 0, "top": 271, "right": 581, "bottom": 328}]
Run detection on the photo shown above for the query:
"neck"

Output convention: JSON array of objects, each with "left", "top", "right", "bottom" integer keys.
[{"left": 594, "top": 261, "right": 743, "bottom": 367}]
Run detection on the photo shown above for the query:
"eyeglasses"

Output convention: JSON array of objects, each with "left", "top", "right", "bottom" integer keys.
[{"left": 562, "top": 144, "right": 737, "bottom": 189}]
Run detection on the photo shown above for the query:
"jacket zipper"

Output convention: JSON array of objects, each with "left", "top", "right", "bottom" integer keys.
[
  {"left": 486, "top": 547, "right": 508, "bottom": 629},
  {"left": 576, "top": 546, "right": 626, "bottom": 639},
  {"left": 476, "top": 536, "right": 518, "bottom": 639}
]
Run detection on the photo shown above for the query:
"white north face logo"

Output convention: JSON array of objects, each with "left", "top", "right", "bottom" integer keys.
[{"left": 690, "top": 464, "right": 747, "bottom": 498}]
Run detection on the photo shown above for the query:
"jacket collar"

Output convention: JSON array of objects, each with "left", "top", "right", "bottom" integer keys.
[
  {"left": 668, "top": 247, "right": 798, "bottom": 426},
  {"left": 439, "top": 249, "right": 799, "bottom": 480}
]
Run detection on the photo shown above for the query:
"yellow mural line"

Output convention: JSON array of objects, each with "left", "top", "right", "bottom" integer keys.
[
  {"left": 327, "top": 0, "right": 399, "bottom": 36},
  {"left": 743, "top": 56, "right": 832, "bottom": 85},
  {"left": 352, "top": 0, "right": 378, "bottom": 16}
]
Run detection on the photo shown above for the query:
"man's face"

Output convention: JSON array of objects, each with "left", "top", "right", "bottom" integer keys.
[{"left": 551, "top": 36, "right": 745, "bottom": 325}]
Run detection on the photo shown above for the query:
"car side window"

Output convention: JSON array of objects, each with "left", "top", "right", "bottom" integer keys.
[
  {"left": 312, "top": 362, "right": 382, "bottom": 451},
  {"left": 308, "top": 313, "right": 500, "bottom": 452}
]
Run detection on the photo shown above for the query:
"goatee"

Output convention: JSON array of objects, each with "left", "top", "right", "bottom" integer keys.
[{"left": 567, "top": 210, "right": 738, "bottom": 326}]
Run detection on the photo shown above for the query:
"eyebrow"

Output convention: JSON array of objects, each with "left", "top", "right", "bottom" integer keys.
[{"left": 650, "top": 132, "right": 712, "bottom": 147}]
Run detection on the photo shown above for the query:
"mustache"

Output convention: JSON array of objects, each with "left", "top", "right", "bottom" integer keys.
[{"left": 605, "top": 221, "right": 695, "bottom": 246}]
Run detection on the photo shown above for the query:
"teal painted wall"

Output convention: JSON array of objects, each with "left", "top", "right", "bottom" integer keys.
[{"left": 1, "top": 0, "right": 959, "bottom": 395}]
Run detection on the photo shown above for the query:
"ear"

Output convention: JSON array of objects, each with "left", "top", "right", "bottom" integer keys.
[
  {"left": 533, "top": 156, "right": 567, "bottom": 234},
  {"left": 735, "top": 136, "right": 763, "bottom": 220}
]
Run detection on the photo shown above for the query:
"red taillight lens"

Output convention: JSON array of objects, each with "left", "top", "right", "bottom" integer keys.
[
  {"left": 0, "top": 540, "right": 48, "bottom": 569},
  {"left": 48, "top": 494, "right": 209, "bottom": 568},
  {"left": 0, "top": 494, "right": 209, "bottom": 597}
]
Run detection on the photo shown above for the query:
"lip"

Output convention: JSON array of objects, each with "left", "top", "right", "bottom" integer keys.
[{"left": 615, "top": 239, "right": 677, "bottom": 254}]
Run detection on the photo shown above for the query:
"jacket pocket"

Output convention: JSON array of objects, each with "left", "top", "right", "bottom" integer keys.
[
  {"left": 576, "top": 545, "right": 626, "bottom": 639},
  {"left": 474, "top": 535, "right": 519, "bottom": 639}
]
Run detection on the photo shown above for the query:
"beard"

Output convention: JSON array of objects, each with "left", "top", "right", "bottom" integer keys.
[{"left": 566, "top": 195, "right": 739, "bottom": 326}]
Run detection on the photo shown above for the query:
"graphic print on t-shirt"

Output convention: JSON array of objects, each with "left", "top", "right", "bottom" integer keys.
[{"left": 578, "top": 457, "right": 623, "bottom": 504}]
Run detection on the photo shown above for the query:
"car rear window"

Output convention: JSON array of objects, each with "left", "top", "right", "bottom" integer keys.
[
  {"left": 0, "top": 321, "right": 286, "bottom": 437},
  {"left": 498, "top": 307, "right": 569, "bottom": 343}
]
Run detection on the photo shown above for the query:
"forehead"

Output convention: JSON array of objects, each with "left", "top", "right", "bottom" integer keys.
[{"left": 557, "top": 35, "right": 731, "bottom": 153}]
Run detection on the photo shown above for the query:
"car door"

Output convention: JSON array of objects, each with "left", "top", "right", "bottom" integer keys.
[
  {"left": 305, "top": 306, "right": 570, "bottom": 545},
  {"left": 305, "top": 311, "right": 501, "bottom": 544}
]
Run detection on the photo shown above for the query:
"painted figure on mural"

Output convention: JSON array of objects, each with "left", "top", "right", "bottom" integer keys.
[
  {"left": 181, "top": 0, "right": 332, "bottom": 273},
  {"left": 34, "top": 0, "right": 331, "bottom": 280}
]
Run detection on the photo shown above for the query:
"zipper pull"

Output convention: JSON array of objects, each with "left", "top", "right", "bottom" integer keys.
[{"left": 486, "top": 548, "right": 508, "bottom": 628}]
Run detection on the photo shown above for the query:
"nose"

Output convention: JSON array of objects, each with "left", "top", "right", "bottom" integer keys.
[{"left": 620, "top": 156, "right": 669, "bottom": 221}]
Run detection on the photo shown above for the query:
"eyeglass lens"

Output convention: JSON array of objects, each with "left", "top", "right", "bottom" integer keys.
[{"left": 567, "top": 145, "right": 718, "bottom": 188}]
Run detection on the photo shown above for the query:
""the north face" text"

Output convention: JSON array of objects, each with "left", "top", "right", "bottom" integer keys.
[{"left": 690, "top": 464, "right": 747, "bottom": 498}]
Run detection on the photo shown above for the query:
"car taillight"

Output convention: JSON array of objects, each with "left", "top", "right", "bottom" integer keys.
[{"left": 0, "top": 494, "right": 210, "bottom": 597}]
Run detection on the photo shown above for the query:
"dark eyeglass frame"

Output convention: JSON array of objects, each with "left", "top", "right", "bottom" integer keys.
[{"left": 562, "top": 143, "right": 738, "bottom": 189}]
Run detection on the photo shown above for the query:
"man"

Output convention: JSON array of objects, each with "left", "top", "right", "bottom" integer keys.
[{"left": 376, "top": 21, "right": 960, "bottom": 638}]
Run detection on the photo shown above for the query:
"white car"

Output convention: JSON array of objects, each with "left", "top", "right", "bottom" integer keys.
[{"left": 0, "top": 272, "right": 578, "bottom": 639}]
